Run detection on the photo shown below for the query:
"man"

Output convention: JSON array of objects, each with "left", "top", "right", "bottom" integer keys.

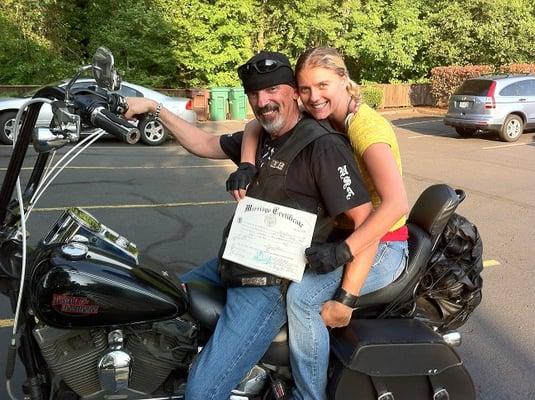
[{"left": 124, "top": 51, "right": 374, "bottom": 400}]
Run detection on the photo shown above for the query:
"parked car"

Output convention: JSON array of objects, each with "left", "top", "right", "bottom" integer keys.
[
  {"left": 444, "top": 74, "right": 535, "bottom": 142},
  {"left": 0, "top": 79, "right": 197, "bottom": 146}
]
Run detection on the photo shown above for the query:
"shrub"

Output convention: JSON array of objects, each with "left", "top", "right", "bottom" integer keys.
[
  {"left": 430, "top": 65, "right": 493, "bottom": 106},
  {"left": 361, "top": 85, "right": 384, "bottom": 109},
  {"left": 499, "top": 64, "right": 535, "bottom": 74}
]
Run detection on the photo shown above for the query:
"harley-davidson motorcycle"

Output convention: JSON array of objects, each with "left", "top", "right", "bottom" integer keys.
[{"left": 0, "top": 48, "right": 482, "bottom": 400}]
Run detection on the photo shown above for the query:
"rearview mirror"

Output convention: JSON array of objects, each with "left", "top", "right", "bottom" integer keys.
[{"left": 92, "top": 47, "right": 121, "bottom": 91}]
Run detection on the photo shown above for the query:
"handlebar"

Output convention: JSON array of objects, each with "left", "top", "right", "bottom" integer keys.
[{"left": 90, "top": 107, "right": 140, "bottom": 144}]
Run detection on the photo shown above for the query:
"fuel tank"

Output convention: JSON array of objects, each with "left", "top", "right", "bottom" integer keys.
[{"left": 30, "top": 243, "right": 188, "bottom": 328}]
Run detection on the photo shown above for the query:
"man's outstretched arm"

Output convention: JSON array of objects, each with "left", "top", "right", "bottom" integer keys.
[{"left": 125, "top": 97, "right": 227, "bottom": 159}]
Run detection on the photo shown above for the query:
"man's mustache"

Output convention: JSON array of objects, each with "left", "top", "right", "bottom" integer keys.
[{"left": 255, "top": 103, "right": 279, "bottom": 115}]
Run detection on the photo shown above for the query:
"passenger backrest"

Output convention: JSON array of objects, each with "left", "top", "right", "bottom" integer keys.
[{"left": 408, "top": 184, "right": 463, "bottom": 250}]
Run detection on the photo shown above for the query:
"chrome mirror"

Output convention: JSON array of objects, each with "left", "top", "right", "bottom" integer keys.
[
  {"left": 32, "top": 101, "right": 81, "bottom": 153},
  {"left": 92, "top": 47, "right": 121, "bottom": 91}
]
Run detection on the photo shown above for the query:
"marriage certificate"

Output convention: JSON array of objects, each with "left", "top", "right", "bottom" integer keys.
[{"left": 222, "top": 197, "right": 317, "bottom": 282}]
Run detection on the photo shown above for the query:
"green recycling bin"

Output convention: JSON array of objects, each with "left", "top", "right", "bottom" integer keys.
[
  {"left": 209, "top": 87, "right": 230, "bottom": 121},
  {"left": 228, "top": 87, "right": 247, "bottom": 120}
]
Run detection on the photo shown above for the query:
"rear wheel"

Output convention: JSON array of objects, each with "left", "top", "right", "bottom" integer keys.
[
  {"left": 499, "top": 114, "right": 523, "bottom": 142},
  {"left": 0, "top": 111, "right": 17, "bottom": 145},
  {"left": 139, "top": 117, "right": 168, "bottom": 146},
  {"left": 454, "top": 127, "right": 476, "bottom": 138}
]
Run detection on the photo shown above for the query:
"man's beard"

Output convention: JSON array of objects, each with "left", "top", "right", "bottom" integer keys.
[{"left": 254, "top": 103, "right": 285, "bottom": 134}]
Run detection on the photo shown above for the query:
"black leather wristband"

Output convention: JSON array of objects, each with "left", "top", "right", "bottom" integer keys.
[{"left": 333, "top": 287, "right": 359, "bottom": 308}]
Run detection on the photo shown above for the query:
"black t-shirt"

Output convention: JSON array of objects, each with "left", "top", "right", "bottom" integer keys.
[{"left": 219, "top": 121, "right": 370, "bottom": 217}]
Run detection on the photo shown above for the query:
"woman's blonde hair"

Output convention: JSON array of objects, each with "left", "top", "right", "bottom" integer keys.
[{"left": 295, "top": 47, "right": 360, "bottom": 103}]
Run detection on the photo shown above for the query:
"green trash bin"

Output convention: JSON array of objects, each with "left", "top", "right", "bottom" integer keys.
[
  {"left": 209, "top": 87, "right": 230, "bottom": 121},
  {"left": 228, "top": 87, "right": 247, "bottom": 120}
]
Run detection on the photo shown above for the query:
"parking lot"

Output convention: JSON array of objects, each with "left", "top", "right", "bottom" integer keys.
[{"left": 0, "top": 111, "right": 534, "bottom": 399}]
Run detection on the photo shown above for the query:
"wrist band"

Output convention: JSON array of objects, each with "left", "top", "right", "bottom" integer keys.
[
  {"left": 334, "top": 287, "right": 359, "bottom": 309},
  {"left": 154, "top": 102, "right": 163, "bottom": 120}
]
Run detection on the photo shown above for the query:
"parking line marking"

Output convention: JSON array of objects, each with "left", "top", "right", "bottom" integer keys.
[
  {"left": 0, "top": 319, "right": 14, "bottom": 328},
  {"left": 395, "top": 120, "right": 443, "bottom": 127},
  {"left": 2, "top": 164, "right": 235, "bottom": 171},
  {"left": 406, "top": 133, "right": 453, "bottom": 139},
  {"left": 33, "top": 200, "right": 236, "bottom": 212},
  {"left": 482, "top": 142, "right": 534, "bottom": 150},
  {"left": 483, "top": 259, "right": 500, "bottom": 268}
]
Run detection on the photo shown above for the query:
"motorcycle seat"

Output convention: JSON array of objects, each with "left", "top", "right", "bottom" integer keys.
[{"left": 186, "top": 281, "right": 290, "bottom": 365}]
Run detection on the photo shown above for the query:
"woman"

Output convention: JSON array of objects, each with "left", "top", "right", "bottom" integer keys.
[{"left": 227, "top": 47, "right": 409, "bottom": 400}]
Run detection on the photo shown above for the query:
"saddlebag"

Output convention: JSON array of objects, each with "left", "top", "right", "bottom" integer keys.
[{"left": 328, "top": 319, "right": 475, "bottom": 400}]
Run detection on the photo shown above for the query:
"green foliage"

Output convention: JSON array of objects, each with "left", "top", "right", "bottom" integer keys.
[
  {"left": 0, "top": 0, "right": 81, "bottom": 84},
  {"left": 337, "top": 0, "right": 431, "bottom": 83},
  {"left": 422, "top": 0, "right": 535, "bottom": 68},
  {"left": 361, "top": 85, "right": 384, "bottom": 109},
  {"left": 0, "top": 0, "right": 534, "bottom": 87},
  {"left": 430, "top": 65, "right": 494, "bottom": 106}
]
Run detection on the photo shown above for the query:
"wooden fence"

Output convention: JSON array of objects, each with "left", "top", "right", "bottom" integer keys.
[{"left": 371, "top": 83, "right": 435, "bottom": 108}]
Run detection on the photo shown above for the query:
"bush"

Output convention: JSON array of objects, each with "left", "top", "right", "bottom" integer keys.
[
  {"left": 430, "top": 65, "right": 493, "bottom": 106},
  {"left": 361, "top": 85, "right": 384, "bottom": 109},
  {"left": 499, "top": 64, "right": 535, "bottom": 74}
]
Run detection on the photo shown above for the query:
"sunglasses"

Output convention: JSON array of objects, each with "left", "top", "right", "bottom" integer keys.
[{"left": 238, "top": 59, "right": 290, "bottom": 79}]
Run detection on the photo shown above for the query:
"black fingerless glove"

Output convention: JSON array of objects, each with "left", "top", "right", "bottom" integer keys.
[
  {"left": 305, "top": 241, "right": 354, "bottom": 274},
  {"left": 226, "top": 162, "right": 258, "bottom": 191}
]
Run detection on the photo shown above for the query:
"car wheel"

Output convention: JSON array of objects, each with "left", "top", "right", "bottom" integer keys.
[
  {"left": 0, "top": 111, "right": 17, "bottom": 145},
  {"left": 139, "top": 117, "right": 168, "bottom": 146},
  {"left": 499, "top": 115, "right": 523, "bottom": 142},
  {"left": 455, "top": 127, "right": 476, "bottom": 138}
]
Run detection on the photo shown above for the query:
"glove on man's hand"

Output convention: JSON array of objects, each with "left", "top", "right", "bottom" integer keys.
[
  {"left": 305, "top": 241, "right": 354, "bottom": 274},
  {"left": 226, "top": 162, "right": 258, "bottom": 192}
]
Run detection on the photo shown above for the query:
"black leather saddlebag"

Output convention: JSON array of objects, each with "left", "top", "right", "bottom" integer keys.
[{"left": 328, "top": 319, "right": 475, "bottom": 400}]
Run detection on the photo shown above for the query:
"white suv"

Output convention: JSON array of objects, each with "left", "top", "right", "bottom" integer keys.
[{"left": 444, "top": 74, "right": 535, "bottom": 142}]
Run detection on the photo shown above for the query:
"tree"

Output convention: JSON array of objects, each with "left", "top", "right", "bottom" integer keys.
[{"left": 423, "top": 0, "right": 535, "bottom": 68}]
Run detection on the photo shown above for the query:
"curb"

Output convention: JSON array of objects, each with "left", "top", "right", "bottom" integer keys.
[{"left": 378, "top": 107, "right": 446, "bottom": 117}]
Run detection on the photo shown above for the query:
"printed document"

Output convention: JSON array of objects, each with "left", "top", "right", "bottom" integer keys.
[{"left": 222, "top": 197, "right": 317, "bottom": 282}]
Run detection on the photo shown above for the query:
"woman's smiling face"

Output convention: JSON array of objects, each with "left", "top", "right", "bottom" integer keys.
[{"left": 297, "top": 66, "right": 348, "bottom": 121}]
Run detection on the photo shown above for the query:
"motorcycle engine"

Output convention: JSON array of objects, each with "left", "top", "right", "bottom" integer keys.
[{"left": 33, "top": 317, "right": 197, "bottom": 398}]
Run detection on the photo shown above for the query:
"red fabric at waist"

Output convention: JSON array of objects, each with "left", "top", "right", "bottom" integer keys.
[{"left": 380, "top": 225, "right": 409, "bottom": 242}]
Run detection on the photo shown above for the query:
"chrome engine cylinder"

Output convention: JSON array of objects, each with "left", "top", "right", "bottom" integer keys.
[{"left": 98, "top": 330, "right": 131, "bottom": 394}]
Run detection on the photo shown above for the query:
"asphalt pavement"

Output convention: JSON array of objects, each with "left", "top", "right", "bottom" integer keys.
[{"left": 0, "top": 111, "right": 533, "bottom": 399}]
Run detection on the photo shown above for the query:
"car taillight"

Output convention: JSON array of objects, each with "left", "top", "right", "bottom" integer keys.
[
  {"left": 185, "top": 100, "right": 193, "bottom": 110},
  {"left": 484, "top": 81, "right": 496, "bottom": 109}
]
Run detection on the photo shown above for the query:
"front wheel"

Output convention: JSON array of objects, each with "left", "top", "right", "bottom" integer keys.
[
  {"left": 499, "top": 115, "right": 523, "bottom": 142},
  {"left": 455, "top": 127, "right": 476, "bottom": 138},
  {"left": 0, "top": 111, "right": 17, "bottom": 145},
  {"left": 139, "top": 117, "right": 168, "bottom": 146}
]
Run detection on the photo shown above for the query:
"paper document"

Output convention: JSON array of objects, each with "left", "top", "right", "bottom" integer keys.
[{"left": 222, "top": 197, "right": 317, "bottom": 282}]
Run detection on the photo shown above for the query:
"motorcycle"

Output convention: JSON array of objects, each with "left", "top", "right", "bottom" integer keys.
[{"left": 0, "top": 48, "right": 481, "bottom": 400}]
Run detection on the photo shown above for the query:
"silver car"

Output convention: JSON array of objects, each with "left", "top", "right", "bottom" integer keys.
[
  {"left": 0, "top": 79, "right": 197, "bottom": 146},
  {"left": 444, "top": 74, "right": 535, "bottom": 142}
]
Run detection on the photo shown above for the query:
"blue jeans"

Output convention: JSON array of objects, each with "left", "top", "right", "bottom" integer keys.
[
  {"left": 181, "top": 258, "right": 287, "bottom": 400},
  {"left": 288, "top": 241, "right": 409, "bottom": 400}
]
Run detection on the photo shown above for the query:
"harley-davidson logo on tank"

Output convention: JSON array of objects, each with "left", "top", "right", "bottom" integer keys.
[{"left": 52, "top": 294, "right": 100, "bottom": 315}]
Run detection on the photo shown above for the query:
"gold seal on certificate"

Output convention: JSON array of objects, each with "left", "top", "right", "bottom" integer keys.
[{"left": 222, "top": 197, "right": 317, "bottom": 282}]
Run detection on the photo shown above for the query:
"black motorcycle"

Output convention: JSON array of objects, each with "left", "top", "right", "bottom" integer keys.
[{"left": 0, "top": 48, "right": 482, "bottom": 400}]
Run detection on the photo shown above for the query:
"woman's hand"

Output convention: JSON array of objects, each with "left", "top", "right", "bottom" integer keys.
[{"left": 320, "top": 300, "right": 353, "bottom": 328}]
